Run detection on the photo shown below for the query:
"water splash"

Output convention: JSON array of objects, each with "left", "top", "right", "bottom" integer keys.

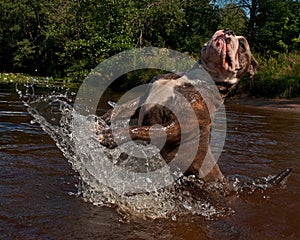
[
  {"left": 17, "top": 82, "right": 291, "bottom": 221},
  {"left": 16, "top": 82, "right": 236, "bottom": 220},
  {"left": 228, "top": 171, "right": 290, "bottom": 196}
]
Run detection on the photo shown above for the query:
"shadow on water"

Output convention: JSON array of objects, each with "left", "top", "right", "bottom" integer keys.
[{"left": 1, "top": 82, "right": 300, "bottom": 239}]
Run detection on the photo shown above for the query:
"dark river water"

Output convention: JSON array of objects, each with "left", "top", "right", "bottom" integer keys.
[{"left": 1, "top": 82, "right": 300, "bottom": 239}]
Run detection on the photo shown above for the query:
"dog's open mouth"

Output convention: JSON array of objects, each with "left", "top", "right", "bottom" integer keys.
[
  {"left": 215, "top": 36, "right": 236, "bottom": 72},
  {"left": 223, "top": 49, "right": 235, "bottom": 72},
  {"left": 201, "top": 29, "right": 243, "bottom": 76},
  {"left": 225, "top": 52, "right": 233, "bottom": 68}
]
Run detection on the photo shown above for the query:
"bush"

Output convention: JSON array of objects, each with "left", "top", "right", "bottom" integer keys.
[{"left": 239, "top": 52, "right": 300, "bottom": 98}]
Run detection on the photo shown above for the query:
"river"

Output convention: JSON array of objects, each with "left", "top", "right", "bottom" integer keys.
[{"left": 1, "top": 82, "right": 299, "bottom": 239}]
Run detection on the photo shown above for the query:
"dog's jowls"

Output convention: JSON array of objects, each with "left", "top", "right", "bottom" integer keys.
[{"left": 99, "top": 29, "right": 258, "bottom": 183}]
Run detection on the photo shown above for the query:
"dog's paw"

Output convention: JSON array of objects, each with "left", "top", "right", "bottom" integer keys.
[
  {"left": 98, "top": 129, "right": 118, "bottom": 149},
  {"left": 100, "top": 109, "right": 113, "bottom": 125}
]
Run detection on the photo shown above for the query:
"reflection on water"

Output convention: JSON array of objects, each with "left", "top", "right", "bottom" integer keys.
[{"left": 1, "top": 82, "right": 300, "bottom": 239}]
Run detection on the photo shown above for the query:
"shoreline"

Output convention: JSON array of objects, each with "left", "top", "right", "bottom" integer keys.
[
  {"left": 2, "top": 76, "right": 300, "bottom": 114},
  {"left": 226, "top": 96, "right": 300, "bottom": 113}
]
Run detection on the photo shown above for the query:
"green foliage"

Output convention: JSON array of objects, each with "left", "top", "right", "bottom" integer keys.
[
  {"left": 239, "top": 51, "right": 300, "bottom": 98},
  {"left": 218, "top": 4, "right": 247, "bottom": 35},
  {"left": 0, "top": 0, "right": 220, "bottom": 80},
  {"left": 0, "top": 0, "right": 300, "bottom": 98},
  {"left": 255, "top": 0, "right": 300, "bottom": 54},
  {"left": 219, "top": 0, "right": 300, "bottom": 98}
]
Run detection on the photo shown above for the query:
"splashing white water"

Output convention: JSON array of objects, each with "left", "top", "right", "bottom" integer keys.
[
  {"left": 17, "top": 81, "right": 291, "bottom": 221},
  {"left": 15, "top": 82, "right": 235, "bottom": 220}
]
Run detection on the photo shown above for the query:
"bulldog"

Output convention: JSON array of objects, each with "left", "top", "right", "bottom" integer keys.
[{"left": 98, "top": 29, "right": 259, "bottom": 183}]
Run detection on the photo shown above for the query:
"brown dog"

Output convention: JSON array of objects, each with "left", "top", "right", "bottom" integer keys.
[{"left": 98, "top": 29, "right": 258, "bottom": 183}]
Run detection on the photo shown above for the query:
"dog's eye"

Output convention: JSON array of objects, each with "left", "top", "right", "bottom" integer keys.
[{"left": 239, "top": 41, "right": 245, "bottom": 49}]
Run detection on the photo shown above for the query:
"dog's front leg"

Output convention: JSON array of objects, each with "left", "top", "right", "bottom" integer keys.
[
  {"left": 101, "top": 97, "right": 141, "bottom": 125},
  {"left": 199, "top": 147, "right": 225, "bottom": 183},
  {"left": 98, "top": 120, "right": 181, "bottom": 149}
]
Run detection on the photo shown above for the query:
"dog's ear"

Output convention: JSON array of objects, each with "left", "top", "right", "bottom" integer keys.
[
  {"left": 248, "top": 56, "right": 258, "bottom": 78},
  {"left": 237, "top": 36, "right": 259, "bottom": 78}
]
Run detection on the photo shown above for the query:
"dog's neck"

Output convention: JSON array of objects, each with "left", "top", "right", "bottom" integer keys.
[
  {"left": 214, "top": 81, "right": 239, "bottom": 100},
  {"left": 193, "top": 61, "right": 239, "bottom": 100}
]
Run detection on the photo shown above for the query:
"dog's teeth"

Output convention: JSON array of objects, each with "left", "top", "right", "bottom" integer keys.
[
  {"left": 225, "top": 54, "right": 232, "bottom": 68},
  {"left": 98, "top": 134, "right": 104, "bottom": 141},
  {"left": 108, "top": 101, "right": 116, "bottom": 108}
]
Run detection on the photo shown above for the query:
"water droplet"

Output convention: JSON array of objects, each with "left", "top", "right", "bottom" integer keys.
[
  {"left": 146, "top": 178, "right": 152, "bottom": 183},
  {"left": 182, "top": 202, "right": 192, "bottom": 210}
]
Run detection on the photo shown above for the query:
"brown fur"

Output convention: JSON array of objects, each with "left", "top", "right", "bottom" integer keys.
[{"left": 99, "top": 29, "right": 258, "bottom": 182}]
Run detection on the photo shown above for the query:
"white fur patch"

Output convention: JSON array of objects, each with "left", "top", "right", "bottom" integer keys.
[
  {"left": 224, "top": 77, "right": 239, "bottom": 84},
  {"left": 143, "top": 76, "right": 191, "bottom": 108}
]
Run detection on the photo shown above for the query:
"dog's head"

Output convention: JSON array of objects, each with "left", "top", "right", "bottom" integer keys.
[{"left": 201, "top": 29, "right": 258, "bottom": 84}]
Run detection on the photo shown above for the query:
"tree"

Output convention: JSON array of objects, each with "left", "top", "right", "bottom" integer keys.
[
  {"left": 238, "top": 0, "right": 259, "bottom": 44},
  {"left": 3, "top": 0, "right": 268, "bottom": 80},
  {"left": 133, "top": 0, "right": 219, "bottom": 54},
  {"left": 218, "top": 3, "right": 247, "bottom": 35},
  {"left": 255, "top": 0, "right": 300, "bottom": 54},
  {"left": 220, "top": 0, "right": 300, "bottom": 54},
  {"left": 0, "top": 0, "right": 46, "bottom": 73},
  {"left": 181, "top": 0, "right": 220, "bottom": 53},
  {"left": 52, "top": 0, "right": 139, "bottom": 80}
]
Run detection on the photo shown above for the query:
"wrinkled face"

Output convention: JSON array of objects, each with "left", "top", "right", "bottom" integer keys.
[{"left": 201, "top": 29, "right": 258, "bottom": 84}]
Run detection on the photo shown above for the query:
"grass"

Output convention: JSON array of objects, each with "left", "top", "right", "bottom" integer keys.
[
  {"left": 239, "top": 51, "right": 300, "bottom": 98},
  {"left": 0, "top": 72, "right": 81, "bottom": 89}
]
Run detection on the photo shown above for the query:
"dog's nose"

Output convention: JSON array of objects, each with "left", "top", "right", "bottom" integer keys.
[
  {"left": 225, "top": 38, "right": 231, "bottom": 44},
  {"left": 223, "top": 28, "right": 235, "bottom": 36}
]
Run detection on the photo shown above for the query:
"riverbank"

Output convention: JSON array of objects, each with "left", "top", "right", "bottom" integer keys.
[
  {"left": 2, "top": 72, "right": 300, "bottom": 113},
  {"left": 0, "top": 73, "right": 80, "bottom": 88},
  {"left": 226, "top": 96, "right": 300, "bottom": 113},
  {"left": 238, "top": 52, "right": 300, "bottom": 99}
]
